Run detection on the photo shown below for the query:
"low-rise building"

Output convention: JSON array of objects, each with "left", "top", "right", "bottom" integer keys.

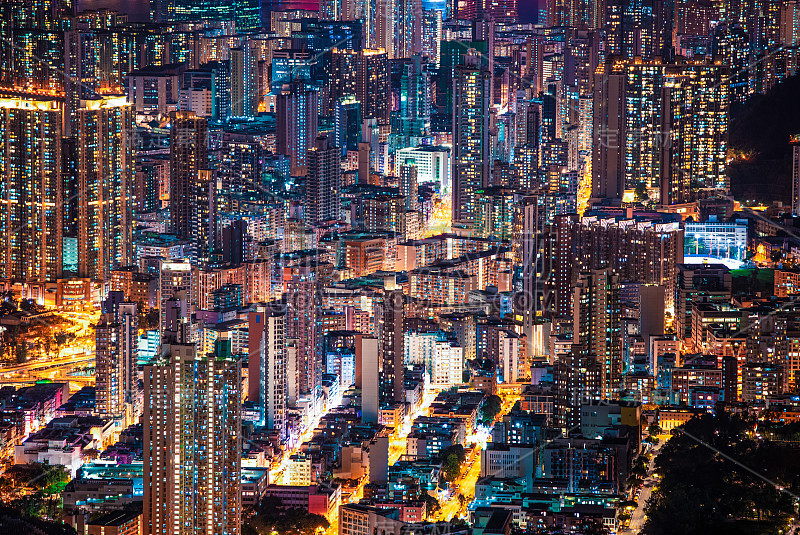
[
  {"left": 263, "top": 483, "right": 341, "bottom": 520},
  {"left": 15, "top": 416, "right": 114, "bottom": 476},
  {"left": 339, "top": 504, "right": 407, "bottom": 535},
  {"left": 86, "top": 510, "right": 142, "bottom": 535}
]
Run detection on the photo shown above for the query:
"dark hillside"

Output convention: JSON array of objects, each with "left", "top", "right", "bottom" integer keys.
[{"left": 728, "top": 74, "right": 800, "bottom": 203}]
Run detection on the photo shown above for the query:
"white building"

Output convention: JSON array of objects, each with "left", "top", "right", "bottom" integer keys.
[
  {"left": 405, "top": 332, "right": 463, "bottom": 387},
  {"left": 15, "top": 417, "right": 115, "bottom": 477},
  {"left": 395, "top": 145, "right": 451, "bottom": 192},
  {"left": 480, "top": 444, "right": 538, "bottom": 491},
  {"left": 499, "top": 330, "right": 523, "bottom": 383},
  {"left": 179, "top": 88, "right": 213, "bottom": 118},
  {"left": 286, "top": 453, "right": 313, "bottom": 486},
  {"left": 339, "top": 504, "right": 407, "bottom": 535}
]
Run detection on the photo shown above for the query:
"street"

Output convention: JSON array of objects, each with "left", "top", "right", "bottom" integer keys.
[
  {"left": 435, "top": 387, "right": 522, "bottom": 521},
  {"left": 623, "top": 441, "right": 664, "bottom": 533},
  {"left": 0, "top": 311, "right": 98, "bottom": 391}
]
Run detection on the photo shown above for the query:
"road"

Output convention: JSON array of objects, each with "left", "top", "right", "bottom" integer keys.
[
  {"left": 623, "top": 441, "right": 664, "bottom": 533},
  {"left": 272, "top": 411, "right": 326, "bottom": 485},
  {"left": 436, "top": 388, "right": 522, "bottom": 521},
  {"left": 0, "top": 310, "right": 98, "bottom": 391},
  {"left": 0, "top": 353, "right": 95, "bottom": 373},
  {"left": 0, "top": 349, "right": 96, "bottom": 391},
  {"left": 389, "top": 389, "right": 439, "bottom": 465}
]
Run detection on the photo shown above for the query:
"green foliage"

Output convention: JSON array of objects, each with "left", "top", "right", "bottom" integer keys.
[
  {"left": 634, "top": 183, "right": 649, "bottom": 201},
  {"left": 138, "top": 308, "right": 160, "bottom": 331},
  {"left": 243, "top": 497, "right": 329, "bottom": 535},
  {"left": 15, "top": 344, "right": 27, "bottom": 364},
  {"left": 0, "top": 503, "right": 76, "bottom": 534},
  {"left": 643, "top": 412, "right": 797, "bottom": 535},
  {"left": 439, "top": 444, "right": 466, "bottom": 482},
  {"left": 418, "top": 492, "right": 441, "bottom": 519},
  {"left": 54, "top": 332, "right": 74, "bottom": 347},
  {"left": 0, "top": 463, "right": 71, "bottom": 523},
  {"left": 480, "top": 395, "right": 502, "bottom": 424},
  {"left": 18, "top": 300, "right": 45, "bottom": 314}
]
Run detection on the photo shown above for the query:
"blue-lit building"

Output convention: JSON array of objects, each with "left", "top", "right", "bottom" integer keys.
[
  {"left": 334, "top": 97, "right": 362, "bottom": 157},
  {"left": 684, "top": 216, "right": 748, "bottom": 266},
  {"left": 300, "top": 19, "right": 363, "bottom": 52},
  {"left": 63, "top": 236, "right": 79, "bottom": 274},
  {"left": 138, "top": 330, "right": 160, "bottom": 364},
  {"left": 271, "top": 49, "right": 315, "bottom": 93},
  {"left": 153, "top": 0, "right": 235, "bottom": 22}
]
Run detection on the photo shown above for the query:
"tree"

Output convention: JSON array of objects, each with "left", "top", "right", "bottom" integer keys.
[
  {"left": 139, "top": 307, "right": 160, "bottom": 331},
  {"left": 442, "top": 454, "right": 461, "bottom": 482},
  {"left": 54, "top": 332, "right": 74, "bottom": 356},
  {"left": 647, "top": 423, "right": 662, "bottom": 436},
  {"left": 418, "top": 492, "right": 441, "bottom": 519},
  {"left": 15, "top": 344, "right": 27, "bottom": 364},
  {"left": 439, "top": 445, "right": 466, "bottom": 482},
  {"left": 480, "top": 395, "right": 502, "bottom": 424},
  {"left": 243, "top": 497, "right": 329, "bottom": 535},
  {"left": 642, "top": 412, "right": 796, "bottom": 535},
  {"left": 634, "top": 182, "right": 649, "bottom": 201},
  {"left": 0, "top": 503, "right": 77, "bottom": 535}
]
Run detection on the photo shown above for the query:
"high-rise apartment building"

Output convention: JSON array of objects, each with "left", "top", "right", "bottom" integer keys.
[
  {"left": 276, "top": 81, "right": 319, "bottom": 177},
  {"left": 660, "top": 64, "right": 729, "bottom": 204},
  {"left": 455, "top": 0, "right": 519, "bottom": 22},
  {"left": 356, "top": 334, "right": 380, "bottom": 423},
  {"left": 96, "top": 293, "right": 139, "bottom": 422},
  {"left": 554, "top": 346, "right": 601, "bottom": 431},
  {"left": 230, "top": 44, "right": 259, "bottom": 118},
  {"left": 329, "top": 48, "right": 359, "bottom": 111},
  {"left": 592, "top": 59, "right": 728, "bottom": 205},
  {"left": 71, "top": 96, "right": 135, "bottom": 282},
  {"left": 605, "top": 0, "right": 672, "bottom": 60},
  {"left": 0, "top": 94, "right": 63, "bottom": 283},
  {"left": 393, "top": 54, "right": 431, "bottom": 148},
  {"left": 328, "top": 48, "right": 389, "bottom": 124},
  {"left": 376, "top": 287, "right": 405, "bottom": 405},
  {"left": 399, "top": 160, "right": 419, "bottom": 211},
  {"left": 452, "top": 49, "right": 491, "bottom": 226},
  {"left": 374, "top": 0, "right": 395, "bottom": 57},
  {"left": 248, "top": 305, "right": 287, "bottom": 435},
  {"left": 169, "top": 111, "right": 208, "bottom": 239},
  {"left": 334, "top": 97, "right": 362, "bottom": 157},
  {"left": 285, "top": 262, "right": 321, "bottom": 394},
  {"left": 781, "top": 0, "right": 800, "bottom": 46},
  {"left": 394, "top": 0, "right": 423, "bottom": 58},
  {"left": 143, "top": 336, "right": 241, "bottom": 535},
  {"left": 159, "top": 260, "right": 194, "bottom": 335},
  {"left": 545, "top": 212, "right": 683, "bottom": 319},
  {"left": 792, "top": 135, "right": 800, "bottom": 215},
  {"left": 573, "top": 269, "right": 622, "bottom": 400},
  {"left": 152, "top": 0, "right": 235, "bottom": 22},
  {"left": 357, "top": 49, "right": 390, "bottom": 124},
  {"left": 306, "top": 135, "right": 341, "bottom": 224}
]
